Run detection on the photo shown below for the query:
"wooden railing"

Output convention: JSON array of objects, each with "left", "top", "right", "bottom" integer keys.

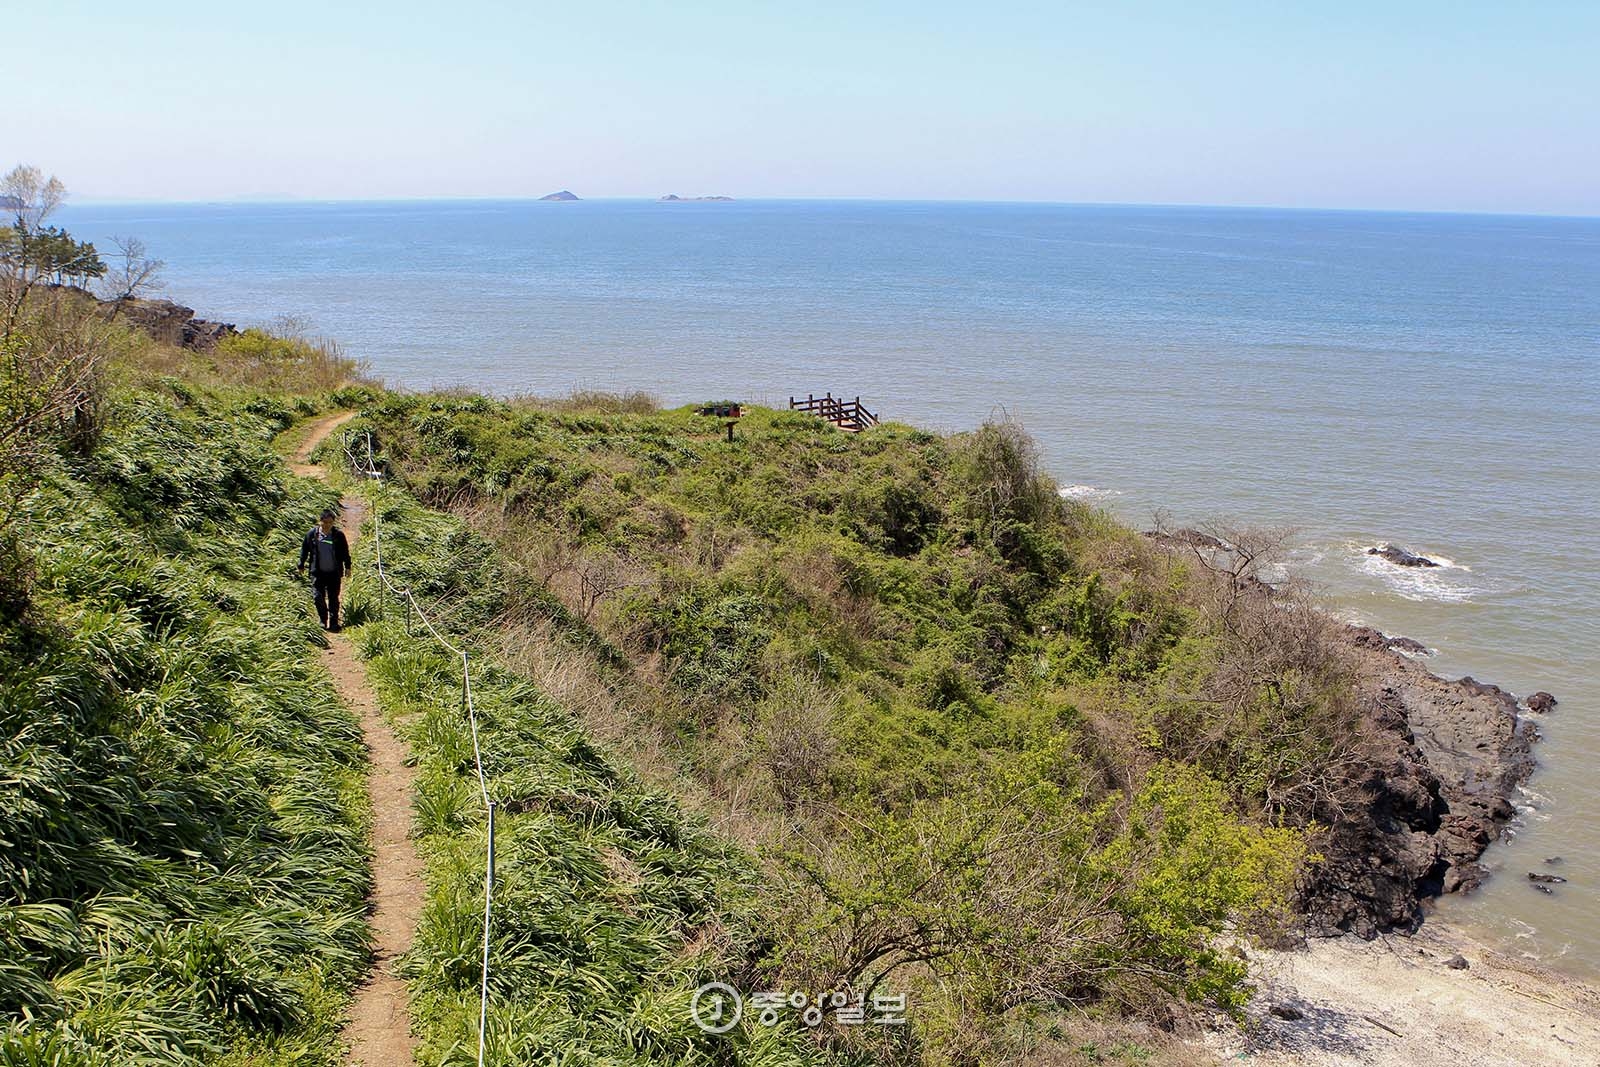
[{"left": 789, "top": 393, "right": 879, "bottom": 432}]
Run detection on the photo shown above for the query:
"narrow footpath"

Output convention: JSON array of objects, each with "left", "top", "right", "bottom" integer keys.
[{"left": 290, "top": 412, "right": 424, "bottom": 1065}]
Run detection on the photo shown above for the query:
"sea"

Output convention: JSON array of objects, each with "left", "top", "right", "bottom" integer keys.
[{"left": 59, "top": 198, "right": 1600, "bottom": 975}]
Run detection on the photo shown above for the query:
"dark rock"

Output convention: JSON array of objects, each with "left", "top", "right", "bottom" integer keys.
[
  {"left": 1442, "top": 859, "right": 1485, "bottom": 895},
  {"left": 1546, "top": 856, "right": 1565, "bottom": 865},
  {"left": 1368, "top": 544, "right": 1440, "bottom": 568},
  {"left": 1142, "top": 528, "right": 1226, "bottom": 551},
  {"left": 110, "top": 296, "right": 238, "bottom": 352},
  {"left": 1532, "top": 883, "right": 1555, "bottom": 895},
  {"left": 1526, "top": 691, "right": 1557, "bottom": 714},
  {"left": 1456, "top": 677, "right": 1523, "bottom": 720},
  {"left": 1175, "top": 528, "right": 1226, "bottom": 550},
  {"left": 1348, "top": 626, "right": 1431, "bottom": 656},
  {"left": 1269, "top": 1003, "right": 1305, "bottom": 1021},
  {"left": 1301, "top": 622, "right": 1542, "bottom": 936},
  {"left": 1444, "top": 954, "right": 1470, "bottom": 970},
  {"left": 1527, "top": 873, "right": 1567, "bottom": 884},
  {"left": 1348, "top": 625, "right": 1391, "bottom": 650}
]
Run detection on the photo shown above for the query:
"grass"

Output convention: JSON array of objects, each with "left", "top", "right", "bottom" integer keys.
[{"left": 0, "top": 386, "right": 371, "bottom": 1064}]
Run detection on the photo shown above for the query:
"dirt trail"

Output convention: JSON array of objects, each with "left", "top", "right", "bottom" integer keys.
[
  {"left": 288, "top": 410, "right": 357, "bottom": 477},
  {"left": 292, "top": 412, "right": 423, "bottom": 1065}
]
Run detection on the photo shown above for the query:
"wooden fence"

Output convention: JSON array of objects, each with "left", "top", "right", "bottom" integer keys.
[{"left": 789, "top": 393, "right": 879, "bottom": 432}]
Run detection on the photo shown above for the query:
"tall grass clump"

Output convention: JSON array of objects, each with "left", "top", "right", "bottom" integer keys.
[{"left": 0, "top": 387, "right": 371, "bottom": 1064}]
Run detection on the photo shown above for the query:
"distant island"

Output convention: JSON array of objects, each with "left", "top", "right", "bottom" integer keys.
[
  {"left": 539, "top": 190, "right": 580, "bottom": 201},
  {"left": 659, "top": 194, "right": 733, "bottom": 202}
]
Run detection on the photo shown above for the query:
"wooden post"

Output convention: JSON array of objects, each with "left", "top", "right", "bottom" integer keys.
[{"left": 726, "top": 420, "right": 735, "bottom": 443}]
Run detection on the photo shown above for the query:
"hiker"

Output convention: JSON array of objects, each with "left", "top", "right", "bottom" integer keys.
[{"left": 298, "top": 507, "right": 353, "bottom": 631}]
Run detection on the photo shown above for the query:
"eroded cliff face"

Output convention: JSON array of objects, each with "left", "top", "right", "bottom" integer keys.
[{"left": 1302, "top": 626, "right": 1541, "bottom": 935}]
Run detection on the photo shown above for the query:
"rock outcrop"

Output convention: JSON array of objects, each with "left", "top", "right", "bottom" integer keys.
[
  {"left": 1301, "top": 628, "right": 1540, "bottom": 934},
  {"left": 1526, "top": 691, "right": 1558, "bottom": 714},
  {"left": 47, "top": 285, "right": 238, "bottom": 352},
  {"left": 1368, "top": 544, "right": 1439, "bottom": 567},
  {"left": 539, "top": 190, "right": 580, "bottom": 201},
  {"left": 113, "top": 297, "right": 238, "bottom": 351}
]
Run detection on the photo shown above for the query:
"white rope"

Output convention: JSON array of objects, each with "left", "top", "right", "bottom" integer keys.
[{"left": 344, "top": 430, "right": 494, "bottom": 1066}]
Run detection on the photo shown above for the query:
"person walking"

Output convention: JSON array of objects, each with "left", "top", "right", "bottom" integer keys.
[{"left": 298, "top": 507, "right": 353, "bottom": 631}]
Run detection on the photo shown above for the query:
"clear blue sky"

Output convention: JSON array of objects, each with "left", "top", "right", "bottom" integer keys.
[{"left": 7, "top": 0, "right": 1598, "bottom": 213}]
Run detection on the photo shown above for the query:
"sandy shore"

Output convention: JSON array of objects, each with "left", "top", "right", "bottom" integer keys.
[{"left": 1204, "top": 923, "right": 1600, "bottom": 1067}]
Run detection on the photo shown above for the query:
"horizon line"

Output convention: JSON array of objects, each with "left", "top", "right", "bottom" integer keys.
[{"left": 61, "top": 193, "right": 1600, "bottom": 222}]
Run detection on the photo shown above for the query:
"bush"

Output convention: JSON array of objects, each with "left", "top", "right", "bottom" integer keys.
[{"left": 211, "top": 327, "right": 364, "bottom": 391}]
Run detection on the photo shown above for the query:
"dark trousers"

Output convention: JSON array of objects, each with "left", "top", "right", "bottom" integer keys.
[{"left": 312, "top": 571, "right": 343, "bottom": 628}]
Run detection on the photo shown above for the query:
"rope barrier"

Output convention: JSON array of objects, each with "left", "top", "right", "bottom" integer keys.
[{"left": 345, "top": 430, "right": 495, "bottom": 1066}]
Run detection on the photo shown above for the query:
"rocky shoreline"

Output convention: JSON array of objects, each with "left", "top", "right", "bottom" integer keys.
[
  {"left": 1304, "top": 624, "right": 1549, "bottom": 934},
  {"left": 1146, "top": 529, "right": 1554, "bottom": 936}
]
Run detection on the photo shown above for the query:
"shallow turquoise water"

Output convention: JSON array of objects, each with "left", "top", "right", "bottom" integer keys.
[{"left": 61, "top": 198, "right": 1600, "bottom": 972}]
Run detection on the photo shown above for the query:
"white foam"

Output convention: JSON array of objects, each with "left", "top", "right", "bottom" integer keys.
[
  {"left": 1516, "top": 785, "right": 1551, "bottom": 807},
  {"left": 1353, "top": 544, "right": 1486, "bottom": 604},
  {"left": 1058, "top": 484, "right": 1123, "bottom": 501},
  {"left": 1259, "top": 562, "right": 1291, "bottom": 584}
]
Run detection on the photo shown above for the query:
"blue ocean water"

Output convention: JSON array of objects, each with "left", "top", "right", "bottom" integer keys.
[{"left": 60, "top": 198, "right": 1600, "bottom": 970}]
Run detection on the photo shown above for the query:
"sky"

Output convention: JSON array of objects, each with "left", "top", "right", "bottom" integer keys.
[{"left": 5, "top": 1, "right": 1599, "bottom": 214}]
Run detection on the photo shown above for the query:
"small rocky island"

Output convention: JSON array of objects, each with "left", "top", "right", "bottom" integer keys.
[
  {"left": 539, "top": 190, "right": 580, "bottom": 201},
  {"left": 1369, "top": 543, "right": 1439, "bottom": 567},
  {"left": 660, "top": 194, "right": 733, "bottom": 202}
]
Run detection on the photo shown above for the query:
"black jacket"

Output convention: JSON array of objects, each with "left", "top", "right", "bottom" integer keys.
[{"left": 299, "top": 526, "right": 353, "bottom": 575}]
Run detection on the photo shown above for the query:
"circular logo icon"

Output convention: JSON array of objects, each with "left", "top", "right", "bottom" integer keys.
[{"left": 690, "top": 982, "right": 743, "bottom": 1034}]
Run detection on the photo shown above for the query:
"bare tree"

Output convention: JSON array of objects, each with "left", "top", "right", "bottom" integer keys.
[
  {"left": 99, "top": 236, "right": 164, "bottom": 317},
  {"left": 1, "top": 165, "right": 68, "bottom": 338},
  {"left": 575, "top": 553, "right": 628, "bottom": 621},
  {"left": 1150, "top": 514, "right": 1294, "bottom": 635},
  {"left": 0, "top": 167, "right": 119, "bottom": 516}
]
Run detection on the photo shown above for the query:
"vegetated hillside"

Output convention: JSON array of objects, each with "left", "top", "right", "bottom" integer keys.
[
  {"left": 348, "top": 394, "right": 1370, "bottom": 1061},
  {"left": 0, "top": 384, "right": 372, "bottom": 1064},
  {"left": 337, "top": 483, "right": 832, "bottom": 1066}
]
